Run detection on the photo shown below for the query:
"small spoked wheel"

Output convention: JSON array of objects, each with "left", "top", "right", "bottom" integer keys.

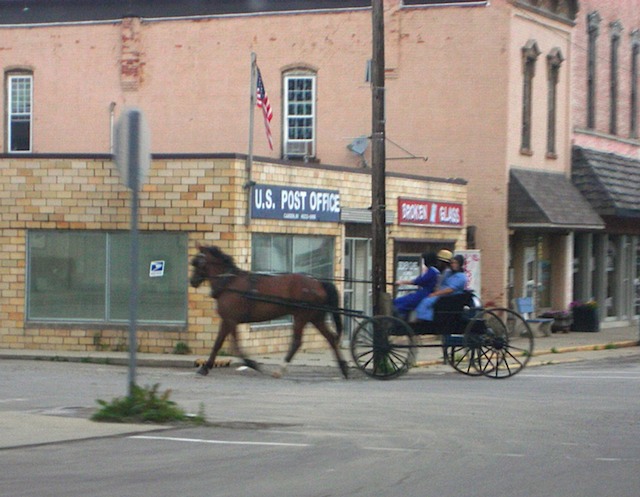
[
  {"left": 442, "top": 335, "right": 483, "bottom": 376},
  {"left": 464, "top": 308, "right": 534, "bottom": 378},
  {"left": 350, "top": 316, "right": 415, "bottom": 380}
]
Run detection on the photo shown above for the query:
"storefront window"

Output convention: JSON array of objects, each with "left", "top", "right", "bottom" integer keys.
[
  {"left": 635, "top": 236, "right": 640, "bottom": 317},
  {"left": 606, "top": 236, "right": 617, "bottom": 317},
  {"left": 251, "top": 234, "right": 335, "bottom": 326},
  {"left": 252, "top": 234, "right": 334, "bottom": 278},
  {"left": 27, "top": 231, "right": 188, "bottom": 324}
]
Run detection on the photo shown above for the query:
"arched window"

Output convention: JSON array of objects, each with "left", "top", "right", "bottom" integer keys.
[
  {"left": 6, "top": 70, "right": 33, "bottom": 152},
  {"left": 521, "top": 40, "right": 540, "bottom": 154},
  {"left": 609, "top": 20, "right": 623, "bottom": 135},
  {"left": 283, "top": 69, "right": 316, "bottom": 160},
  {"left": 631, "top": 30, "right": 640, "bottom": 139},
  {"left": 587, "top": 11, "right": 601, "bottom": 129},
  {"left": 546, "top": 48, "right": 564, "bottom": 157}
]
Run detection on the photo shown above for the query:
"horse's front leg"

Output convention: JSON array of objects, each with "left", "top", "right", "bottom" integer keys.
[{"left": 197, "top": 320, "right": 232, "bottom": 376}]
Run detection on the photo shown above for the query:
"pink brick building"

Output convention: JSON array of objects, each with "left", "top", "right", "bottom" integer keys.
[
  {"left": 1, "top": 0, "right": 638, "bottom": 354},
  {"left": 571, "top": 0, "right": 640, "bottom": 324}
]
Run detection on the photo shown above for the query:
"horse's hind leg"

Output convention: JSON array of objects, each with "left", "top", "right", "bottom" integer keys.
[
  {"left": 272, "top": 321, "right": 304, "bottom": 379},
  {"left": 314, "top": 318, "right": 349, "bottom": 379},
  {"left": 228, "top": 326, "right": 261, "bottom": 373}
]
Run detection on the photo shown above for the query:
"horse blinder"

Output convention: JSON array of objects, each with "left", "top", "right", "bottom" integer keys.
[{"left": 189, "top": 254, "right": 207, "bottom": 288}]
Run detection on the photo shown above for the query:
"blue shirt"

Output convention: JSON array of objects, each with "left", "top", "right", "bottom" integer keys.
[
  {"left": 439, "top": 269, "right": 467, "bottom": 294},
  {"left": 414, "top": 270, "right": 467, "bottom": 321},
  {"left": 412, "top": 266, "right": 440, "bottom": 294}
]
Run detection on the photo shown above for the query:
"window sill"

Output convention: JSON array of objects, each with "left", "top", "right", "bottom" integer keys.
[
  {"left": 519, "top": 148, "right": 533, "bottom": 156},
  {"left": 25, "top": 321, "right": 187, "bottom": 332}
]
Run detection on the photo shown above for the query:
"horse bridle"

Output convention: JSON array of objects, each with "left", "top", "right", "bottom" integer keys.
[{"left": 191, "top": 251, "right": 241, "bottom": 298}]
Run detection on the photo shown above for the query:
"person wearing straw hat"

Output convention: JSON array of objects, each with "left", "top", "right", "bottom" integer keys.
[{"left": 415, "top": 253, "right": 467, "bottom": 321}]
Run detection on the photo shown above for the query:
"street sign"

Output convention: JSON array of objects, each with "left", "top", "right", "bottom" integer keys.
[
  {"left": 112, "top": 107, "right": 151, "bottom": 396},
  {"left": 114, "top": 107, "right": 151, "bottom": 190}
]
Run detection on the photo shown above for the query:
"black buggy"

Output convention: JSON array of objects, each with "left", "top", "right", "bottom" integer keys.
[{"left": 350, "top": 291, "right": 534, "bottom": 380}]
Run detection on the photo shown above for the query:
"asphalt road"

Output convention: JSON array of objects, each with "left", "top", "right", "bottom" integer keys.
[{"left": 1, "top": 356, "right": 639, "bottom": 497}]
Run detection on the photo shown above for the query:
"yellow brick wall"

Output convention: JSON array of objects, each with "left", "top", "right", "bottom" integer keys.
[{"left": 0, "top": 156, "right": 466, "bottom": 358}]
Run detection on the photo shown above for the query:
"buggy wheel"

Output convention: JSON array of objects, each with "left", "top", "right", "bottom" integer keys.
[
  {"left": 350, "top": 316, "right": 415, "bottom": 380},
  {"left": 464, "top": 308, "right": 534, "bottom": 379},
  {"left": 442, "top": 335, "right": 483, "bottom": 376}
]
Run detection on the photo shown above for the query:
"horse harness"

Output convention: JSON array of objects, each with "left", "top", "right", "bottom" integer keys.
[{"left": 209, "top": 268, "right": 262, "bottom": 322}]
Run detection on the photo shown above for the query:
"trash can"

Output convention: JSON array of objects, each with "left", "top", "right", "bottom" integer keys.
[{"left": 572, "top": 306, "right": 599, "bottom": 332}]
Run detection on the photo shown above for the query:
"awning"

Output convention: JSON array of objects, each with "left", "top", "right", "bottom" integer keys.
[
  {"left": 572, "top": 146, "right": 640, "bottom": 218},
  {"left": 341, "top": 207, "right": 394, "bottom": 224},
  {"left": 508, "top": 168, "right": 605, "bottom": 231}
]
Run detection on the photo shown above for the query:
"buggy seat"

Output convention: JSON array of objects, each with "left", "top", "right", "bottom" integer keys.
[{"left": 410, "top": 290, "right": 477, "bottom": 335}]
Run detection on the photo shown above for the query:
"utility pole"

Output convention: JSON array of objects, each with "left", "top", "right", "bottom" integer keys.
[{"left": 371, "top": 0, "right": 386, "bottom": 316}]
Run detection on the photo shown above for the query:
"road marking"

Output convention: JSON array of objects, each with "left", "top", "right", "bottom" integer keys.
[
  {"left": 524, "top": 373, "right": 640, "bottom": 380},
  {"left": 363, "top": 447, "right": 421, "bottom": 452},
  {"left": 130, "top": 435, "right": 310, "bottom": 447},
  {"left": 0, "top": 398, "right": 27, "bottom": 403}
]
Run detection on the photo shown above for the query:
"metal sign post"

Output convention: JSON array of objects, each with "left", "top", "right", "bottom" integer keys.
[{"left": 114, "top": 107, "right": 151, "bottom": 397}]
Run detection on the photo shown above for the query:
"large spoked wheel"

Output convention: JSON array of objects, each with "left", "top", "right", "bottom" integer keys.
[
  {"left": 442, "top": 335, "right": 483, "bottom": 376},
  {"left": 464, "top": 308, "right": 534, "bottom": 379},
  {"left": 350, "top": 316, "right": 415, "bottom": 380}
]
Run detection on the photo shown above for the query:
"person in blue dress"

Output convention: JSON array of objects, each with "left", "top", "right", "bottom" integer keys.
[
  {"left": 415, "top": 254, "right": 467, "bottom": 321},
  {"left": 392, "top": 251, "right": 447, "bottom": 319}
]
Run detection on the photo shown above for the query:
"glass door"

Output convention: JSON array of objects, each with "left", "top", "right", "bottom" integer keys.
[{"left": 343, "top": 238, "right": 372, "bottom": 342}]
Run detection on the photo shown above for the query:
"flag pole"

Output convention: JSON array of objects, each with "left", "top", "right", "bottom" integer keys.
[{"left": 245, "top": 52, "right": 257, "bottom": 226}]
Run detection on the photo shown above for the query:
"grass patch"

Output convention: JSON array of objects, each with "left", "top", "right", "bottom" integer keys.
[
  {"left": 604, "top": 343, "right": 618, "bottom": 350},
  {"left": 91, "top": 383, "right": 206, "bottom": 425},
  {"left": 550, "top": 347, "right": 558, "bottom": 354},
  {"left": 172, "top": 341, "right": 192, "bottom": 355}
]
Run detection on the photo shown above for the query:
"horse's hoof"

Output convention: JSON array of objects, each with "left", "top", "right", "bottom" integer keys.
[
  {"left": 339, "top": 361, "right": 349, "bottom": 379},
  {"left": 244, "top": 359, "right": 261, "bottom": 372},
  {"left": 196, "top": 365, "right": 210, "bottom": 376}
]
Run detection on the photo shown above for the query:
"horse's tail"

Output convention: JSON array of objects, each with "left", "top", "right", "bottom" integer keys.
[{"left": 321, "top": 281, "right": 343, "bottom": 339}]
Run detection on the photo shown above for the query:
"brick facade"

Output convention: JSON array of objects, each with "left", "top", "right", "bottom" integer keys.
[{"left": 0, "top": 154, "right": 466, "bottom": 355}]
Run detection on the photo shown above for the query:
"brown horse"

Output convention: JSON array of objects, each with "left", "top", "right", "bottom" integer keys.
[{"left": 190, "top": 245, "right": 349, "bottom": 378}]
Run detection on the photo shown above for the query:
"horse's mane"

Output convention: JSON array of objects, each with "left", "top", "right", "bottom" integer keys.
[{"left": 203, "top": 245, "right": 239, "bottom": 271}]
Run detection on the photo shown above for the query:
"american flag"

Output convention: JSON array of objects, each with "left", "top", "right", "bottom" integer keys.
[{"left": 256, "top": 67, "right": 273, "bottom": 150}]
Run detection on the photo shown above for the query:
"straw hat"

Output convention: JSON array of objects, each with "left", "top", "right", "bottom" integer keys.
[{"left": 437, "top": 249, "right": 453, "bottom": 262}]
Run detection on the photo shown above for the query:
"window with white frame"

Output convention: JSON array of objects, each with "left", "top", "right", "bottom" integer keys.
[
  {"left": 27, "top": 230, "right": 188, "bottom": 324},
  {"left": 7, "top": 74, "right": 33, "bottom": 152},
  {"left": 283, "top": 72, "right": 316, "bottom": 160}
]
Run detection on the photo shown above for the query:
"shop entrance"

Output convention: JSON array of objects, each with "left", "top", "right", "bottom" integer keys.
[{"left": 343, "top": 237, "right": 372, "bottom": 342}]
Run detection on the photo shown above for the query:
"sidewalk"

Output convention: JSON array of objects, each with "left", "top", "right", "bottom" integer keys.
[
  {"left": 1, "top": 322, "right": 638, "bottom": 371},
  {"left": 0, "top": 323, "right": 638, "bottom": 450}
]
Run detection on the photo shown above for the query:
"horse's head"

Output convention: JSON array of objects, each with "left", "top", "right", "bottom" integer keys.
[{"left": 190, "top": 245, "right": 237, "bottom": 288}]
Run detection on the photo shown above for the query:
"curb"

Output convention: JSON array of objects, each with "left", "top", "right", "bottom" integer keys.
[{"left": 414, "top": 340, "right": 639, "bottom": 370}]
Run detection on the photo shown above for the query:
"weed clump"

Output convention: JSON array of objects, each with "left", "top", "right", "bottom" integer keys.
[{"left": 91, "top": 383, "right": 205, "bottom": 425}]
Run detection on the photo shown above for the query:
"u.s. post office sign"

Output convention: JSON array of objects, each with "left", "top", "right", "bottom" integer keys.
[
  {"left": 251, "top": 184, "right": 340, "bottom": 222},
  {"left": 397, "top": 197, "right": 463, "bottom": 227}
]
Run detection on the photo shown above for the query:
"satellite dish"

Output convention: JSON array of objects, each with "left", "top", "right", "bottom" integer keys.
[{"left": 347, "top": 136, "right": 369, "bottom": 156}]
